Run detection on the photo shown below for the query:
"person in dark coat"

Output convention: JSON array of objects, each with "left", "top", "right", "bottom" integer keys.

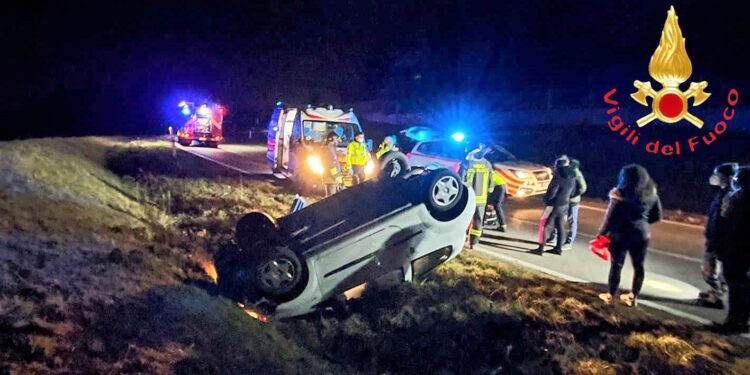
[
  {"left": 698, "top": 163, "right": 737, "bottom": 308},
  {"left": 714, "top": 166, "right": 750, "bottom": 334},
  {"left": 548, "top": 158, "right": 587, "bottom": 250},
  {"left": 597, "top": 164, "right": 662, "bottom": 307},
  {"left": 533, "top": 155, "right": 576, "bottom": 255}
]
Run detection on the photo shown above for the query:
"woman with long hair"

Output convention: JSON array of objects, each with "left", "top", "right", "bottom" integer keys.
[{"left": 597, "top": 164, "right": 662, "bottom": 306}]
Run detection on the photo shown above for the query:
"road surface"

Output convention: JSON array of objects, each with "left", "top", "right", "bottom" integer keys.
[{"left": 178, "top": 141, "right": 729, "bottom": 327}]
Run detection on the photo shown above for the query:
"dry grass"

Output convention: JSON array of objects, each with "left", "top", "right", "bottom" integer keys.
[{"left": 1, "top": 137, "right": 749, "bottom": 374}]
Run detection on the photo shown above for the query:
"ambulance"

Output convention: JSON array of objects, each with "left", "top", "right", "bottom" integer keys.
[{"left": 267, "top": 102, "right": 374, "bottom": 192}]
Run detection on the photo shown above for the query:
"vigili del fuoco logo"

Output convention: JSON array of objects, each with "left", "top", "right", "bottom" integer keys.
[{"left": 602, "top": 6, "right": 739, "bottom": 156}]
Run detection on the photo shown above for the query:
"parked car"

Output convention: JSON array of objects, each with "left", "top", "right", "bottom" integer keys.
[
  {"left": 405, "top": 138, "right": 552, "bottom": 198},
  {"left": 215, "top": 164, "right": 475, "bottom": 318}
]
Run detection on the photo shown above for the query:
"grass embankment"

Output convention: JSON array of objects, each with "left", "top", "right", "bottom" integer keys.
[{"left": 0, "top": 137, "right": 748, "bottom": 374}]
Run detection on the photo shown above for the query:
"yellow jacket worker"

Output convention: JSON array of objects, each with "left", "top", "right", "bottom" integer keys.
[
  {"left": 460, "top": 144, "right": 495, "bottom": 248},
  {"left": 346, "top": 132, "right": 370, "bottom": 184}
]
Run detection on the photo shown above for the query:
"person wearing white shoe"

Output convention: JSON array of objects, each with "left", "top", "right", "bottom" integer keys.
[{"left": 597, "top": 165, "right": 662, "bottom": 307}]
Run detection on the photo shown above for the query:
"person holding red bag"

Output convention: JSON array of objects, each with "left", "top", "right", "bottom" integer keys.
[{"left": 596, "top": 164, "right": 662, "bottom": 307}]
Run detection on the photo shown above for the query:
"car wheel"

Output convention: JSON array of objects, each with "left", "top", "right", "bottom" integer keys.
[
  {"left": 235, "top": 212, "right": 278, "bottom": 252},
  {"left": 254, "top": 246, "right": 305, "bottom": 299},
  {"left": 206, "top": 141, "right": 219, "bottom": 148},
  {"left": 178, "top": 138, "right": 191, "bottom": 146},
  {"left": 378, "top": 151, "right": 410, "bottom": 179},
  {"left": 424, "top": 169, "right": 468, "bottom": 221},
  {"left": 426, "top": 169, "right": 463, "bottom": 211}
]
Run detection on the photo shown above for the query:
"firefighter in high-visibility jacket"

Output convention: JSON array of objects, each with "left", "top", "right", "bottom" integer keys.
[
  {"left": 346, "top": 132, "right": 371, "bottom": 185},
  {"left": 375, "top": 135, "right": 397, "bottom": 159},
  {"left": 460, "top": 144, "right": 495, "bottom": 249},
  {"left": 322, "top": 132, "right": 342, "bottom": 196}
]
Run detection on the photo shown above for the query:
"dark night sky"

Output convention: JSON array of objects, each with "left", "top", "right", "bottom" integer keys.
[{"left": 3, "top": 0, "right": 749, "bottom": 139}]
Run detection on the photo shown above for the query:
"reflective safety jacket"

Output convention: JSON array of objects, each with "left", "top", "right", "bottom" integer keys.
[
  {"left": 321, "top": 144, "right": 341, "bottom": 183},
  {"left": 375, "top": 143, "right": 394, "bottom": 159},
  {"left": 346, "top": 141, "right": 370, "bottom": 167},
  {"left": 491, "top": 171, "right": 506, "bottom": 188},
  {"left": 460, "top": 157, "right": 495, "bottom": 205}
]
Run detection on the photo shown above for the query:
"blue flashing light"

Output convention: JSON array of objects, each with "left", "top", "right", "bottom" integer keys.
[
  {"left": 276, "top": 100, "right": 283, "bottom": 106},
  {"left": 181, "top": 106, "right": 191, "bottom": 116},
  {"left": 451, "top": 132, "right": 465, "bottom": 142},
  {"left": 178, "top": 100, "right": 187, "bottom": 108}
]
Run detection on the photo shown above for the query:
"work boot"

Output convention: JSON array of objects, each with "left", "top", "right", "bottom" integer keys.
[
  {"left": 549, "top": 247, "right": 562, "bottom": 255},
  {"left": 697, "top": 294, "right": 725, "bottom": 309},
  {"left": 598, "top": 293, "right": 613, "bottom": 304},
  {"left": 499, "top": 224, "right": 507, "bottom": 233},
  {"left": 531, "top": 245, "right": 544, "bottom": 256}
]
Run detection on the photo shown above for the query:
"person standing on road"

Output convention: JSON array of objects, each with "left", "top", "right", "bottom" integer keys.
[
  {"left": 487, "top": 170, "right": 508, "bottom": 232},
  {"left": 698, "top": 163, "right": 737, "bottom": 308},
  {"left": 549, "top": 158, "right": 587, "bottom": 250},
  {"left": 322, "top": 132, "right": 343, "bottom": 197},
  {"left": 534, "top": 156, "right": 576, "bottom": 256},
  {"left": 596, "top": 164, "right": 662, "bottom": 307},
  {"left": 460, "top": 143, "right": 495, "bottom": 249},
  {"left": 346, "top": 132, "right": 371, "bottom": 185},
  {"left": 714, "top": 166, "right": 750, "bottom": 334}
]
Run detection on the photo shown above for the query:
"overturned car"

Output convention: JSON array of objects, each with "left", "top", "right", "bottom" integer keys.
[{"left": 215, "top": 156, "right": 475, "bottom": 318}]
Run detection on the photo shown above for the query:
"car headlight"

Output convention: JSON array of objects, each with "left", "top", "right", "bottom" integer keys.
[
  {"left": 513, "top": 170, "right": 530, "bottom": 179},
  {"left": 364, "top": 160, "right": 375, "bottom": 175},
  {"left": 306, "top": 155, "right": 324, "bottom": 175}
]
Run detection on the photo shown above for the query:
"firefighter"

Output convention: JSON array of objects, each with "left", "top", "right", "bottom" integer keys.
[
  {"left": 460, "top": 143, "right": 495, "bottom": 249},
  {"left": 346, "top": 132, "right": 371, "bottom": 185},
  {"left": 487, "top": 170, "right": 508, "bottom": 232},
  {"left": 322, "top": 132, "right": 342, "bottom": 196},
  {"left": 376, "top": 135, "right": 397, "bottom": 159}
]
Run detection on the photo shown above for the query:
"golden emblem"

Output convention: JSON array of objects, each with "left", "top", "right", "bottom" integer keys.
[{"left": 631, "top": 6, "right": 710, "bottom": 128}]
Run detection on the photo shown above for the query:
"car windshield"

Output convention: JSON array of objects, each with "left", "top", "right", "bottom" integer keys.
[
  {"left": 302, "top": 121, "right": 358, "bottom": 146},
  {"left": 485, "top": 145, "right": 517, "bottom": 163}
]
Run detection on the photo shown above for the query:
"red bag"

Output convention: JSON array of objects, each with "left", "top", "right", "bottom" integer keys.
[{"left": 589, "top": 235, "right": 611, "bottom": 261}]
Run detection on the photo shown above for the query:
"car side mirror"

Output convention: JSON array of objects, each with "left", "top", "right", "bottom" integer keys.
[{"left": 366, "top": 139, "right": 374, "bottom": 152}]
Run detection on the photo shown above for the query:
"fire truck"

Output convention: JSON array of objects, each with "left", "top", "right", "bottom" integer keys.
[
  {"left": 175, "top": 101, "right": 226, "bottom": 147},
  {"left": 267, "top": 102, "right": 373, "bottom": 192}
]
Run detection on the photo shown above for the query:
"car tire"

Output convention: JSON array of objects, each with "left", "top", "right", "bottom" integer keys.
[
  {"left": 424, "top": 169, "right": 465, "bottom": 220},
  {"left": 215, "top": 245, "right": 255, "bottom": 302},
  {"left": 378, "top": 151, "right": 410, "bottom": 179},
  {"left": 235, "top": 212, "right": 279, "bottom": 253},
  {"left": 253, "top": 245, "right": 305, "bottom": 300},
  {"left": 178, "top": 138, "right": 191, "bottom": 146},
  {"left": 206, "top": 141, "right": 219, "bottom": 148}
]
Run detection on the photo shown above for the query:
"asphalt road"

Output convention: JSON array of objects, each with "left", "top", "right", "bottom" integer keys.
[{"left": 179, "top": 141, "right": 729, "bottom": 327}]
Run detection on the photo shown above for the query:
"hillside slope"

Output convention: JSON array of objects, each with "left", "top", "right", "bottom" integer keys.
[{"left": 0, "top": 138, "right": 748, "bottom": 374}]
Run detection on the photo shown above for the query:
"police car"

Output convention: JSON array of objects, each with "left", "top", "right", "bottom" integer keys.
[
  {"left": 215, "top": 163, "right": 475, "bottom": 318},
  {"left": 404, "top": 137, "right": 553, "bottom": 198}
]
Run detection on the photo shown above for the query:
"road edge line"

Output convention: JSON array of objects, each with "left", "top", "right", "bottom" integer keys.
[
  {"left": 473, "top": 246, "right": 723, "bottom": 329},
  {"left": 176, "top": 143, "right": 253, "bottom": 174},
  {"left": 521, "top": 196, "right": 705, "bottom": 229},
  {"left": 505, "top": 216, "right": 702, "bottom": 263}
]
